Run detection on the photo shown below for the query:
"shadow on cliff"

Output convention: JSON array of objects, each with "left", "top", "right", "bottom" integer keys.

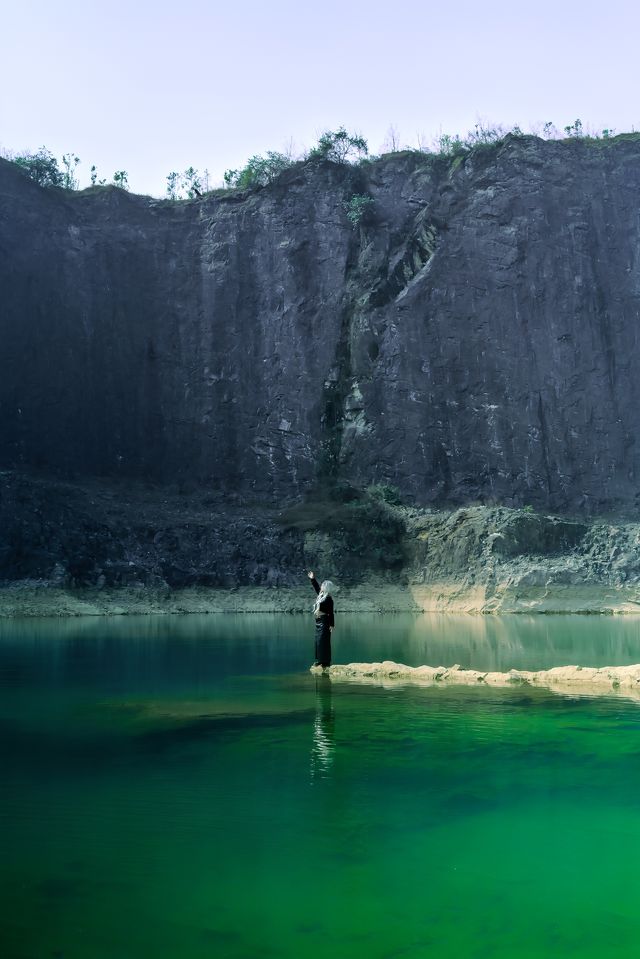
[{"left": 278, "top": 482, "right": 409, "bottom": 580}]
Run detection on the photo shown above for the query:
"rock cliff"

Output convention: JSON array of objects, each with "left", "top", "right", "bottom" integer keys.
[
  {"left": 3, "top": 134, "right": 640, "bottom": 512},
  {"left": 5, "top": 135, "right": 640, "bottom": 611}
]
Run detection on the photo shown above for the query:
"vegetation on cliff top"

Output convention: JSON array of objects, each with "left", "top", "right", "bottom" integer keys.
[{"left": 3, "top": 119, "right": 635, "bottom": 198}]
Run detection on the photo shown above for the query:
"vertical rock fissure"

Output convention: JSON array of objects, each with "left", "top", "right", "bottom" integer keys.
[
  {"left": 318, "top": 302, "right": 356, "bottom": 487},
  {"left": 317, "top": 218, "right": 368, "bottom": 488},
  {"left": 537, "top": 392, "right": 553, "bottom": 495}
]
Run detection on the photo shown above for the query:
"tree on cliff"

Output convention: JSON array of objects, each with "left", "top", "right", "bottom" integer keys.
[
  {"left": 167, "top": 167, "right": 206, "bottom": 199},
  {"left": 308, "top": 127, "right": 369, "bottom": 163},
  {"left": 11, "top": 147, "right": 64, "bottom": 187},
  {"left": 223, "top": 151, "right": 293, "bottom": 189},
  {"left": 223, "top": 129, "right": 368, "bottom": 191},
  {"left": 308, "top": 127, "right": 368, "bottom": 164},
  {"left": 61, "top": 153, "right": 81, "bottom": 190}
]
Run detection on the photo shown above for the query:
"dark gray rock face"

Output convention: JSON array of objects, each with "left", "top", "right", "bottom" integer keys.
[
  {"left": 0, "top": 471, "right": 305, "bottom": 589},
  {"left": 3, "top": 135, "right": 640, "bottom": 512}
]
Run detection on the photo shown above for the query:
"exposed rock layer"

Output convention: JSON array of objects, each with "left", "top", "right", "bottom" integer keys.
[
  {"left": 4, "top": 472, "right": 640, "bottom": 614},
  {"left": 3, "top": 136, "right": 640, "bottom": 511}
]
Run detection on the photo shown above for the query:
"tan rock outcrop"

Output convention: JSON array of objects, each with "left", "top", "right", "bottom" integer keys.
[{"left": 311, "top": 660, "right": 640, "bottom": 700}]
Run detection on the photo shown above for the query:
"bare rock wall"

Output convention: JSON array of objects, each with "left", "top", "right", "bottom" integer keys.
[{"left": 3, "top": 136, "right": 640, "bottom": 511}]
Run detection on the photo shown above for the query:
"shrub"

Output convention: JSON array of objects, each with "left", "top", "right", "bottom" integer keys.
[
  {"left": 543, "top": 119, "right": 615, "bottom": 142},
  {"left": 463, "top": 122, "right": 507, "bottom": 148},
  {"left": 307, "top": 127, "right": 368, "bottom": 164},
  {"left": 61, "top": 153, "right": 81, "bottom": 190},
  {"left": 367, "top": 484, "right": 403, "bottom": 506},
  {"left": 433, "top": 132, "right": 466, "bottom": 157},
  {"left": 223, "top": 151, "right": 293, "bottom": 189},
  {"left": 343, "top": 193, "right": 374, "bottom": 227},
  {"left": 90, "top": 165, "right": 107, "bottom": 186},
  {"left": 166, "top": 170, "right": 180, "bottom": 200},
  {"left": 166, "top": 167, "right": 212, "bottom": 199},
  {"left": 12, "top": 146, "right": 64, "bottom": 187},
  {"left": 433, "top": 122, "right": 525, "bottom": 160},
  {"left": 564, "top": 119, "right": 584, "bottom": 138}
]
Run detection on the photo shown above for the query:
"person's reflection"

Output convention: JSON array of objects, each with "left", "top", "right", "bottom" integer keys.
[{"left": 310, "top": 674, "right": 335, "bottom": 782}]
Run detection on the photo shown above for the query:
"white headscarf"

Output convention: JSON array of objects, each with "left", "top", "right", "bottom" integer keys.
[{"left": 313, "top": 580, "right": 335, "bottom": 616}]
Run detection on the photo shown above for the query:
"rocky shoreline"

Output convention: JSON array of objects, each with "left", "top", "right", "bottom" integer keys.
[{"left": 312, "top": 660, "right": 640, "bottom": 700}]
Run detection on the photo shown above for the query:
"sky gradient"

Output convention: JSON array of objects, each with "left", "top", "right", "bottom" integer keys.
[{"left": 2, "top": 0, "right": 639, "bottom": 196}]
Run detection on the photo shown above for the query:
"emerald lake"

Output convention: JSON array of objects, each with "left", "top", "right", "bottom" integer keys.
[{"left": 3, "top": 613, "right": 640, "bottom": 959}]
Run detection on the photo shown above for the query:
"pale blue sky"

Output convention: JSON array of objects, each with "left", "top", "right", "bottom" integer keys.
[{"left": 1, "top": 0, "right": 638, "bottom": 196}]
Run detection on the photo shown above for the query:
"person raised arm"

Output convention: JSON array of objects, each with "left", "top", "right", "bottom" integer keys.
[{"left": 308, "top": 570, "right": 321, "bottom": 595}]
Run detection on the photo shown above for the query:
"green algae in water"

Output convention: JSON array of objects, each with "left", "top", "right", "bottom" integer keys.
[{"left": 3, "top": 615, "right": 640, "bottom": 958}]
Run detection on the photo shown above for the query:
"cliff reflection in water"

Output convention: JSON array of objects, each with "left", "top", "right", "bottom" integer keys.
[
  {"left": 401, "top": 614, "right": 640, "bottom": 671},
  {"left": 2, "top": 614, "right": 640, "bottom": 688}
]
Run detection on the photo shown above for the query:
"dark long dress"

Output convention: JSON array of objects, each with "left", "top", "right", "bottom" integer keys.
[{"left": 310, "top": 576, "right": 334, "bottom": 667}]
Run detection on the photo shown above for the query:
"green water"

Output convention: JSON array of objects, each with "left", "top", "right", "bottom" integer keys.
[{"left": 3, "top": 614, "right": 640, "bottom": 959}]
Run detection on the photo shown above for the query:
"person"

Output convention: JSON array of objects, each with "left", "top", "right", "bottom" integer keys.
[{"left": 307, "top": 571, "right": 335, "bottom": 668}]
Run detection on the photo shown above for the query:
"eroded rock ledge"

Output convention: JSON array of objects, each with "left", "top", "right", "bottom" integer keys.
[
  {"left": 5, "top": 472, "right": 640, "bottom": 616},
  {"left": 312, "top": 660, "right": 640, "bottom": 698}
]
